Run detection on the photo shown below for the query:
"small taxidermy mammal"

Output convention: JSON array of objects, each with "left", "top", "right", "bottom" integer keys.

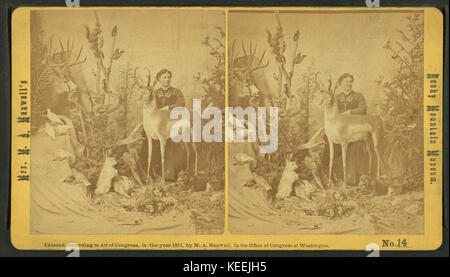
[
  {"left": 276, "top": 160, "right": 299, "bottom": 199},
  {"left": 358, "top": 174, "right": 374, "bottom": 194},
  {"left": 175, "top": 170, "right": 208, "bottom": 192},
  {"left": 112, "top": 176, "right": 133, "bottom": 197},
  {"left": 176, "top": 170, "right": 190, "bottom": 186},
  {"left": 294, "top": 180, "right": 315, "bottom": 200},
  {"left": 95, "top": 155, "right": 118, "bottom": 195}
]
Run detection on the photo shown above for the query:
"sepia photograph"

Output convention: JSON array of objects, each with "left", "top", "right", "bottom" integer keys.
[
  {"left": 29, "top": 9, "right": 225, "bottom": 234},
  {"left": 228, "top": 10, "right": 425, "bottom": 235},
  {"left": 8, "top": 5, "right": 443, "bottom": 252}
]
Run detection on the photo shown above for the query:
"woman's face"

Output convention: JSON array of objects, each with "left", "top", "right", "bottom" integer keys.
[
  {"left": 158, "top": 73, "right": 172, "bottom": 88},
  {"left": 341, "top": 77, "right": 353, "bottom": 92}
]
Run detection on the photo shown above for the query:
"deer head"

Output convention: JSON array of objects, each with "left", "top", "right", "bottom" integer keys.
[
  {"left": 229, "top": 40, "right": 269, "bottom": 105},
  {"left": 45, "top": 37, "right": 87, "bottom": 83},
  {"left": 42, "top": 36, "right": 94, "bottom": 114}
]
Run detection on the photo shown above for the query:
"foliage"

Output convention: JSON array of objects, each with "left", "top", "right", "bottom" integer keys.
[
  {"left": 30, "top": 14, "right": 56, "bottom": 133},
  {"left": 192, "top": 27, "right": 226, "bottom": 180},
  {"left": 117, "top": 66, "right": 140, "bottom": 135},
  {"left": 39, "top": 12, "right": 128, "bottom": 184},
  {"left": 84, "top": 12, "right": 124, "bottom": 96},
  {"left": 193, "top": 26, "right": 226, "bottom": 110},
  {"left": 78, "top": 12, "right": 124, "bottom": 164},
  {"left": 377, "top": 14, "right": 424, "bottom": 188},
  {"left": 265, "top": 12, "right": 308, "bottom": 162},
  {"left": 266, "top": 12, "right": 306, "bottom": 101},
  {"left": 294, "top": 66, "right": 320, "bottom": 144}
]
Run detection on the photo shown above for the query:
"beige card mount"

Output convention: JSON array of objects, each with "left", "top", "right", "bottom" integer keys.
[{"left": 10, "top": 7, "right": 443, "bottom": 251}]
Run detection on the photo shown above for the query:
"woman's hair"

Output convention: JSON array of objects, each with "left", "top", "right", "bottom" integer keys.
[
  {"left": 156, "top": 69, "right": 172, "bottom": 80},
  {"left": 338, "top": 73, "right": 354, "bottom": 84}
]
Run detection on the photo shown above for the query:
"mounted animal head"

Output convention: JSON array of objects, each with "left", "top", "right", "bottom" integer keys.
[
  {"left": 42, "top": 37, "right": 92, "bottom": 114},
  {"left": 229, "top": 40, "right": 270, "bottom": 106},
  {"left": 45, "top": 37, "right": 87, "bottom": 85}
]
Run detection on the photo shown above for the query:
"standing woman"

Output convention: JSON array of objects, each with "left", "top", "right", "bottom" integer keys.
[
  {"left": 154, "top": 69, "right": 185, "bottom": 110},
  {"left": 323, "top": 73, "right": 370, "bottom": 186},
  {"left": 141, "top": 69, "right": 186, "bottom": 182}
]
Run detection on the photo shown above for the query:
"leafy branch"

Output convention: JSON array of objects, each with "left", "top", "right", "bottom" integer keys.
[{"left": 266, "top": 11, "right": 306, "bottom": 106}]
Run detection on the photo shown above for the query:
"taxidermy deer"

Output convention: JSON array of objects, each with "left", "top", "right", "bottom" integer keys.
[
  {"left": 228, "top": 40, "right": 273, "bottom": 157},
  {"left": 45, "top": 37, "right": 92, "bottom": 114},
  {"left": 318, "top": 72, "right": 382, "bottom": 189},
  {"left": 138, "top": 72, "right": 198, "bottom": 185}
]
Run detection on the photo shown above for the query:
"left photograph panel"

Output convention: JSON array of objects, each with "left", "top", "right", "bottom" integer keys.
[{"left": 28, "top": 9, "right": 225, "bottom": 234}]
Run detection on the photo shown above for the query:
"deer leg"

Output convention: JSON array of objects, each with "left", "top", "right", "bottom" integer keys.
[
  {"left": 159, "top": 138, "right": 166, "bottom": 185},
  {"left": 341, "top": 143, "right": 348, "bottom": 189},
  {"left": 364, "top": 139, "right": 372, "bottom": 176},
  {"left": 371, "top": 132, "right": 381, "bottom": 179},
  {"left": 192, "top": 143, "right": 199, "bottom": 176},
  {"left": 146, "top": 134, "right": 153, "bottom": 185},
  {"left": 327, "top": 137, "right": 334, "bottom": 188}
]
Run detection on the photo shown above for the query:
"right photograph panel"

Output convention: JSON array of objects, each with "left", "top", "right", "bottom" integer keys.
[{"left": 227, "top": 10, "right": 424, "bottom": 234}]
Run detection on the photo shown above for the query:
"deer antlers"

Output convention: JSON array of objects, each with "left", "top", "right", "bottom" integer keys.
[
  {"left": 134, "top": 67, "right": 157, "bottom": 91},
  {"left": 229, "top": 40, "right": 269, "bottom": 79},
  {"left": 315, "top": 72, "right": 337, "bottom": 94},
  {"left": 46, "top": 36, "right": 87, "bottom": 68}
]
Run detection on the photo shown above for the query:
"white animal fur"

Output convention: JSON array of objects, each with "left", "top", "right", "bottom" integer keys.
[
  {"left": 95, "top": 156, "right": 117, "bottom": 195},
  {"left": 276, "top": 160, "right": 299, "bottom": 199}
]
